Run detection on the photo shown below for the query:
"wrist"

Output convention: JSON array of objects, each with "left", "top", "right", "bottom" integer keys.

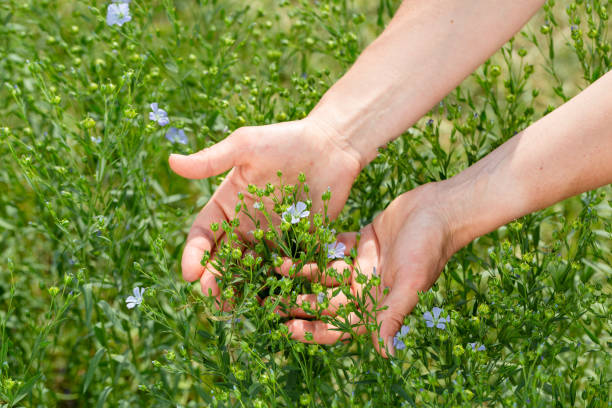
[
  {"left": 434, "top": 178, "right": 484, "bottom": 254},
  {"left": 306, "top": 45, "right": 408, "bottom": 169},
  {"left": 303, "top": 111, "right": 379, "bottom": 171},
  {"left": 434, "top": 140, "right": 534, "bottom": 252}
]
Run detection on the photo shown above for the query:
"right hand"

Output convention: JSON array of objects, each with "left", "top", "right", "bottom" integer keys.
[{"left": 169, "top": 118, "right": 363, "bottom": 297}]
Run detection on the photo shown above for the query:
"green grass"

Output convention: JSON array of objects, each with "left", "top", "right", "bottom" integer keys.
[{"left": 0, "top": 0, "right": 610, "bottom": 406}]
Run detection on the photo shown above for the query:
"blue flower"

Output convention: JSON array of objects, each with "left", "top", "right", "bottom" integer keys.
[
  {"left": 282, "top": 201, "right": 309, "bottom": 224},
  {"left": 317, "top": 292, "right": 325, "bottom": 304},
  {"left": 126, "top": 286, "right": 145, "bottom": 309},
  {"left": 149, "top": 103, "right": 169, "bottom": 126},
  {"left": 106, "top": 3, "right": 131, "bottom": 27},
  {"left": 326, "top": 241, "right": 346, "bottom": 259},
  {"left": 467, "top": 342, "right": 486, "bottom": 351},
  {"left": 392, "top": 325, "right": 410, "bottom": 350},
  {"left": 165, "top": 127, "right": 188, "bottom": 144},
  {"left": 423, "top": 307, "right": 450, "bottom": 329}
]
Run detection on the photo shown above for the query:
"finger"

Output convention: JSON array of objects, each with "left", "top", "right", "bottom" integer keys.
[
  {"left": 286, "top": 311, "right": 364, "bottom": 344},
  {"left": 273, "top": 288, "right": 350, "bottom": 318},
  {"left": 168, "top": 128, "right": 247, "bottom": 179},
  {"left": 201, "top": 256, "right": 241, "bottom": 311},
  {"left": 181, "top": 200, "right": 226, "bottom": 282},
  {"left": 372, "top": 284, "right": 419, "bottom": 358},
  {"left": 202, "top": 242, "right": 255, "bottom": 306},
  {"left": 351, "top": 226, "right": 379, "bottom": 299},
  {"left": 275, "top": 258, "right": 351, "bottom": 286},
  {"left": 199, "top": 262, "right": 221, "bottom": 297},
  {"left": 285, "top": 320, "right": 351, "bottom": 344}
]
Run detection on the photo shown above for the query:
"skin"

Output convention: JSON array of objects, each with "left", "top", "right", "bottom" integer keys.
[{"left": 169, "top": 0, "right": 612, "bottom": 356}]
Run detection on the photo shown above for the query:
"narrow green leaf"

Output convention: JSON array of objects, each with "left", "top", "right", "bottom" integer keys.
[
  {"left": 12, "top": 374, "right": 41, "bottom": 405},
  {"left": 83, "top": 348, "right": 106, "bottom": 394},
  {"left": 96, "top": 386, "right": 112, "bottom": 408}
]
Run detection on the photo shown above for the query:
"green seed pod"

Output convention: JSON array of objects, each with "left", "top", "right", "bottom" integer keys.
[
  {"left": 489, "top": 65, "right": 502, "bottom": 77},
  {"left": 82, "top": 117, "right": 96, "bottom": 129},
  {"left": 453, "top": 344, "right": 465, "bottom": 357}
]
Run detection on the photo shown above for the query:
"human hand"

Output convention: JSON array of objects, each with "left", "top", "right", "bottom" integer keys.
[
  {"left": 277, "top": 182, "right": 457, "bottom": 357},
  {"left": 169, "top": 118, "right": 362, "bottom": 297}
]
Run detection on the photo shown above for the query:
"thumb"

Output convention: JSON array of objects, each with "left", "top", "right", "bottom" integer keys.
[
  {"left": 372, "top": 284, "right": 419, "bottom": 358},
  {"left": 168, "top": 128, "right": 247, "bottom": 179}
]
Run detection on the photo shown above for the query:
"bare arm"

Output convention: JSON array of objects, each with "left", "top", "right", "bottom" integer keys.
[
  {"left": 444, "top": 71, "right": 612, "bottom": 250},
  {"left": 308, "top": 0, "right": 547, "bottom": 167}
]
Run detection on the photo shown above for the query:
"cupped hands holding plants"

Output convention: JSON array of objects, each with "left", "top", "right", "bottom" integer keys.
[
  {"left": 170, "top": 0, "right": 612, "bottom": 357},
  {"left": 170, "top": 0, "right": 546, "bottom": 319}
]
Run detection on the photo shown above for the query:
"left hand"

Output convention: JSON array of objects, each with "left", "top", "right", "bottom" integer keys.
[{"left": 275, "top": 182, "right": 458, "bottom": 357}]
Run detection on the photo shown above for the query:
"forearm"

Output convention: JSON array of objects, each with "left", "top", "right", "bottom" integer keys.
[
  {"left": 445, "top": 71, "right": 612, "bottom": 250},
  {"left": 308, "top": 0, "right": 545, "bottom": 167}
]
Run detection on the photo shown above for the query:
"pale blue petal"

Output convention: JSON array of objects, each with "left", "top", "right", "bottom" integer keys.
[
  {"left": 423, "top": 311, "right": 433, "bottom": 322},
  {"left": 176, "top": 129, "right": 188, "bottom": 144},
  {"left": 436, "top": 322, "right": 446, "bottom": 330},
  {"left": 106, "top": 4, "right": 119, "bottom": 26},
  {"left": 425, "top": 320, "right": 434, "bottom": 328},
  {"left": 285, "top": 204, "right": 296, "bottom": 218},
  {"left": 432, "top": 307, "right": 443, "bottom": 319}
]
